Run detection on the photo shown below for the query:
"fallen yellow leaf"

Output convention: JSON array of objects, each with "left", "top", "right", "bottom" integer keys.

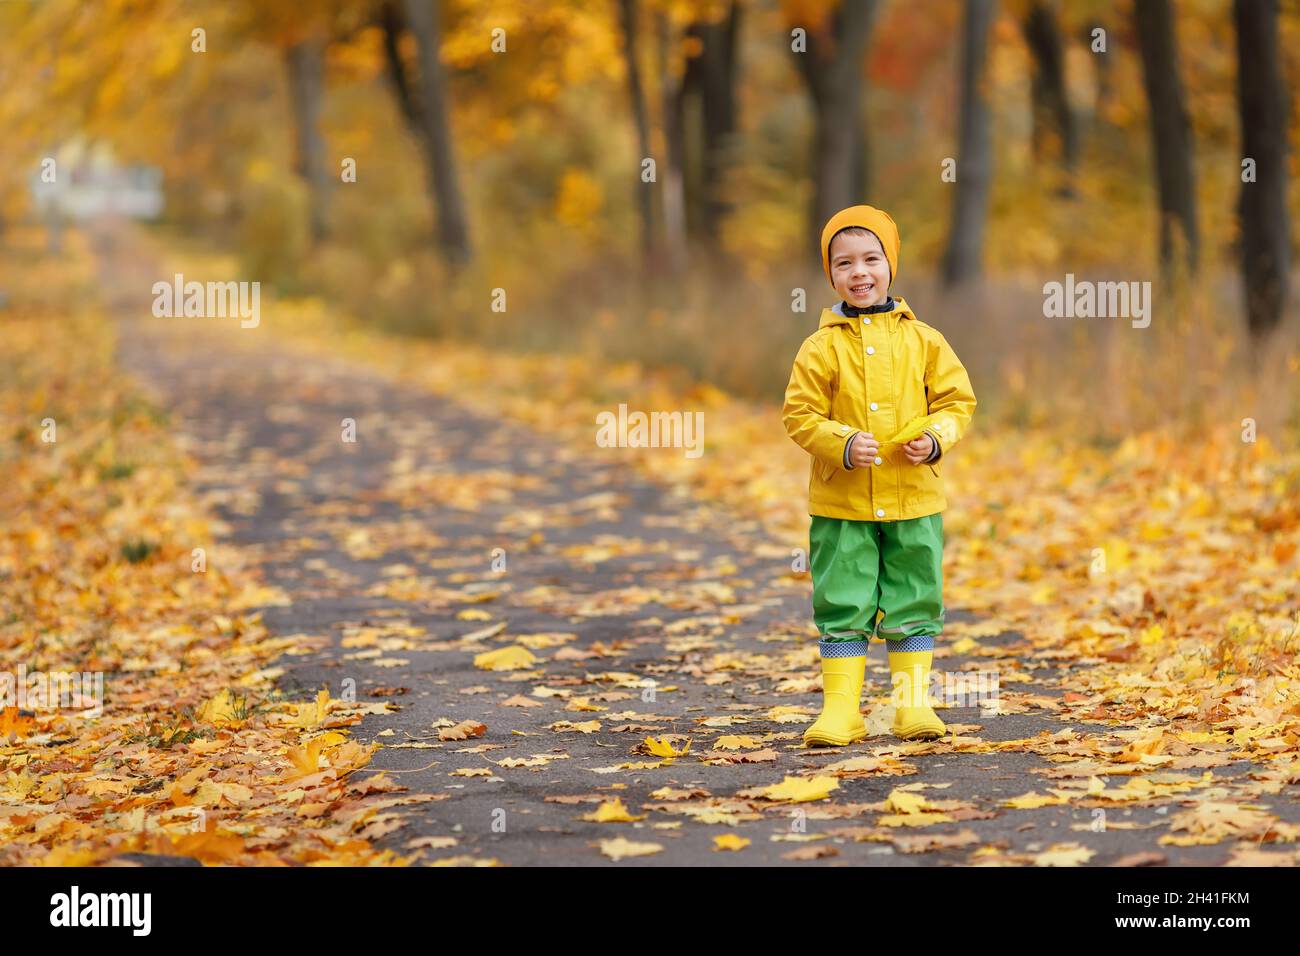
[
  {"left": 598, "top": 837, "right": 663, "bottom": 860},
  {"left": 474, "top": 646, "right": 538, "bottom": 671},
  {"left": 759, "top": 775, "right": 839, "bottom": 803}
]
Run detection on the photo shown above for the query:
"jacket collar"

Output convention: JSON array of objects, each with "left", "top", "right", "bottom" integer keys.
[
  {"left": 840, "top": 295, "right": 897, "bottom": 316},
  {"left": 820, "top": 294, "right": 915, "bottom": 331}
]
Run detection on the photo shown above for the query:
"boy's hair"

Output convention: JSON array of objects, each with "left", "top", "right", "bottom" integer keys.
[
  {"left": 828, "top": 226, "right": 888, "bottom": 279},
  {"left": 829, "top": 225, "right": 879, "bottom": 253}
]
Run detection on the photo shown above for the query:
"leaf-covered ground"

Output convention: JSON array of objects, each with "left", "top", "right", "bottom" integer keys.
[
  {"left": 1, "top": 231, "right": 410, "bottom": 865},
  {"left": 4, "top": 225, "right": 1299, "bottom": 865}
]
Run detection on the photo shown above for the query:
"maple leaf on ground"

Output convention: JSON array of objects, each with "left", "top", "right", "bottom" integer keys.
[
  {"left": 1034, "top": 843, "right": 1094, "bottom": 867},
  {"left": 713, "top": 834, "right": 751, "bottom": 851},
  {"left": 501, "top": 694, "right": 545, "bottom": 708},
  {"left": 438, "top": 720, "right": 487, "bottom": 741},
  {"left": 582, "top": 798, "right": 646, "bottom": 822},
  {"left": 884, "top": 788, "right": 934, "bottom": 814},
  {"left": 473, "top": 646, "right": 538, "bottom": 671},
  {"left": 891, "top": 829, "right": 981, "bottom": 853},
  {"left": 641, "top": 735, "right": 691, "bottom": 758},
  {"left": 0, "top": 706, "right": 36, "bottom": 738},
  {"left": 196, "top": 689, "right": 247, "bottom": 728},
  {"left": 284, "top": 689, "right": 333, "bottom": 730},
  {"left": 165, "top": 825, "right": 248, "bottom": 864},
  {"left": 284, "top": 733, "right": 346, "bottom": 779},
  {"left": 757, "top": 775, "right": 839, "bottom": 803},
  {"left": 782, "top": 844, "right": 839, "bottom": 861},
  {"left": 598, "top": 837, "right": 663, "bottom": 861}
]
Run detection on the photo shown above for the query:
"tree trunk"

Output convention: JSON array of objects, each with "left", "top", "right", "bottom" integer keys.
[
  {"left": 380, "top": 1, "right": 422, "bottom": 131},
  {"left": 655, "top": 9, "right": 687, "bottom": 277},
  {"left": 400, "top": 0, "right": 472, "bottom": 267},
  {"left": 682, "top": 1, "right": 741, "bottom": 241},
  {"left": 1134, "top": 0, "right": 1198, "bottom": 271},
  {"left": 1081, "top": 21, "right": 1114, "bottom": 124},
  {"left": 941, "top": 0, "right": 997, "bottom": 288},
  {"left": 617, "top": 0, "right": 655, "bottom": 267},
  {"left": 1233, "top": 0, "right": 1290, "bottom": 339},
  {"left": 792, "top": 0, "right": 877, "bottom": 264},
  {"left": 1021, "top": 0, "right": 1077, "bottom": 193},
  {"left": 285, "top": 38, "right": 331, "bottom": 243}
]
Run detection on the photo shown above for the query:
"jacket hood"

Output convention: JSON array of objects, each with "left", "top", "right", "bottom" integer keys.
[{"left": 819, "top": 295, "right": 916, "bottom": 330}]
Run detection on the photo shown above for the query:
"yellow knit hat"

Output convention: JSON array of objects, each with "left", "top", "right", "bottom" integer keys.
[{"left": 820, "top": 204, "right": 900, "bottom": 290}]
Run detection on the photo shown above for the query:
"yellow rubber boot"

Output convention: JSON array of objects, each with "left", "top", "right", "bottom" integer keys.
[
  {"left": 889, "top": 648, "right": 946, "bottom": 741},
  {"left": 804, "top": 644, "right": 868, "bottom": 747}
]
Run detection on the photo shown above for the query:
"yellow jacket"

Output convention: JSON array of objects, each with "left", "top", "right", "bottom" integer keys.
[{"left": 782, "top": 296, "right": 976, "bottom": 521}]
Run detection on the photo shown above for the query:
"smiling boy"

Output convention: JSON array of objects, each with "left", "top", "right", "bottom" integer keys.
[{"left": 783, "top": 204, "right": 977, "bottom": 745}]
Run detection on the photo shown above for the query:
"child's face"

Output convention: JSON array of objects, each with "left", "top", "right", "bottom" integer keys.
[{"left": 829, "top": 230, "right": 890, "bottom": 308}]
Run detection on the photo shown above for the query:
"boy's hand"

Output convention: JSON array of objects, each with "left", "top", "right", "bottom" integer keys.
[
  {"left": 847, "top": 432, "right": 880, "bottom": 468},
  {"left": 903, "top": 433, "right": 935, "bottom": 464}
]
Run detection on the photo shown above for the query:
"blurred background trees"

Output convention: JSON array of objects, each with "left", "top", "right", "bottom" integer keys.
[{"left": 0, "top": 0, "right": 1296, "bottom": 430}]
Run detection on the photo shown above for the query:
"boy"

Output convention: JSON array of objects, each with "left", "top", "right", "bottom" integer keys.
[{"left": 783, "top": 204, "right": 977, "bottom": 746}]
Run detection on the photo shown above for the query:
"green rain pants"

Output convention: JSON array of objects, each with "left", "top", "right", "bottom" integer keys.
[{"left": 809, "top": 513, "right": 945, "bottom": 654}]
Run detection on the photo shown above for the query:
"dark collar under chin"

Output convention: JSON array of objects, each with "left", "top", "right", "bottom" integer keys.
[{"left": 839, "top": 295, "right": 895, "bottom": 317}]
